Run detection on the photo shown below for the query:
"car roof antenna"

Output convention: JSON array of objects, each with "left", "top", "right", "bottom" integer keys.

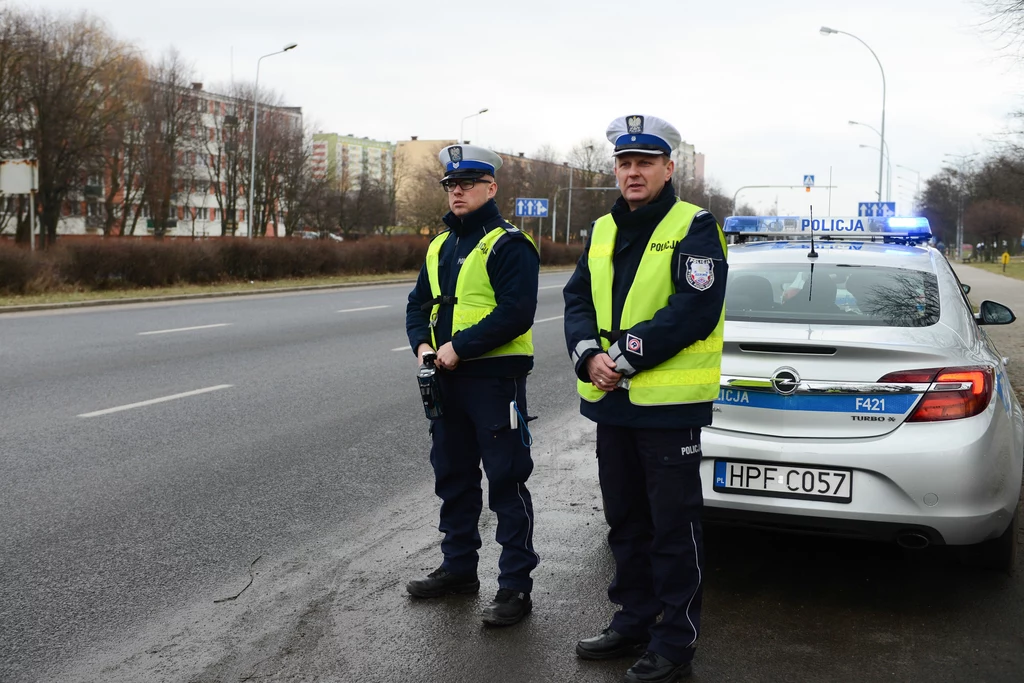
[{"left": 808, "top": 205, "right": 818, "bottom": 260}]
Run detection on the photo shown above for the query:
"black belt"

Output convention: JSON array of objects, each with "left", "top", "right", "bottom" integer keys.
[
  {"left": 421, "top": 295, "right": 458, "bottom": 312},
  {"left": 599, "top": 329, "right": 624, "bottom": 344}
]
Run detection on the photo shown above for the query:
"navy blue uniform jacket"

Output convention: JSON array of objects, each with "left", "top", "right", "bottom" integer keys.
[
  {"left": 406, "top": 199, "right": 539, "bottom": 378},
  {"left": 562, "top": 183, "right": 728, "bottom": 428}
]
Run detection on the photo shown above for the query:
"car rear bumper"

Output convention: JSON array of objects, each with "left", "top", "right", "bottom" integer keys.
[{"left": 700, "top": 412, "right": 1023, "bottom": 546}]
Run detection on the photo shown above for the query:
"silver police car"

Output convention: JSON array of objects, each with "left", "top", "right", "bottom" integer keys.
[{"left": 703, "top": 216, "right": 1024, "bottom": 572}]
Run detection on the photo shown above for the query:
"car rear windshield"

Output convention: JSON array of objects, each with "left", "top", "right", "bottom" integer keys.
[{"left": 725, "top": 264, "right": 940, "bottom": 327}]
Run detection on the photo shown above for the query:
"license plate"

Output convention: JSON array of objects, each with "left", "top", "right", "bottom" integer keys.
[{"left": 713, "top": 461, "right": 852, "bottom": 503}]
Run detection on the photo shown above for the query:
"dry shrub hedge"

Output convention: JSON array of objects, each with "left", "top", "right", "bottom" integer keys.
[{"left": 0, "top": 236, "right": 583, "bottom": 295}]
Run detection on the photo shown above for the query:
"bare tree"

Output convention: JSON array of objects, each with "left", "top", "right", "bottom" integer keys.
[
  {"left": 397, "top": 141, "right": 449, "bottom": 234},
  {"left": 966, "top": 199, "right": 1024, "bottom": 255},
  {"left": 98, "top": 56, "right": 147, "bottom": 236},
  {"left": 16, "top": 11, "right": 138, "bottom": 247},
  {"left": 134, "top": 50, "right": 203, "bottom": 239},
  {"left": 278, "top": 126, "right": 314, "bottom": 237}
]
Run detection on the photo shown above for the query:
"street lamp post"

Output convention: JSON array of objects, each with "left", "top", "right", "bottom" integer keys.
[
  {"left": 943, "top": 152, "right": 978, "bottom": 262},
  {"left": 857, "top": 144, "right": 892, "bottom": 203},
  {"left": 459, "top": 108, "right": 488, "bottom": 144},
  {"left": 247, "top": 42, "right": 297, "bottom": 239},
  {"left": 895, "top": 164, "right": 920, "bottom": 210},
  {"left": 565, "top": 144, "right": 594, "bottom": 244},
  {"left": 849, "top": 120, "right": 891, "bottom": 200},
  {"left": 821, "top": 27, "right": 886, "bottom": 205}
]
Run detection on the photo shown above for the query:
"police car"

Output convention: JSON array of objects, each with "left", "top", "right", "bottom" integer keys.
[{"left": 704, "top": 215, "right": 1024, "bottom": 572}]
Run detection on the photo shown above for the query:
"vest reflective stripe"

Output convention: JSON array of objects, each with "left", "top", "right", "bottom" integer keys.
[
  {"left": 578, "top": 200, "right": 728, "bottom": 406},
  {"left": 426, "top": 226, "right": 537, "bottom": 359}
]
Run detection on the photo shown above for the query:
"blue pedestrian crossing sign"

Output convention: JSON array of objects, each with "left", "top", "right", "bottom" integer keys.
[
  {"left": 515, "top": 198, "right": 549, "bottom": 217},
  {"left": 803, "top": 175, "right": 815, "bottom": 187},
  {"left": 857, "top": 202, "right": 897, "bottom": 218}
]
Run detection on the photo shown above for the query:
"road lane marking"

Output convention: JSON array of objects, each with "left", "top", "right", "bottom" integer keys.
[
  {"left": 391, "top": 346, "right": 409, "bottom": 352},
  {"left": 138, "top": 323, "right": 231, "bottom": 336},
  {"left": 338, "top": 305, "right": 390, "bottom": 313},
  {"left": 535, "top": 315, "right": 564, "bottom": 324},
  {"left": 538, "top": 284, "right": 564, "bottom": 290},
  {"left": 78, "top": 385, "right": 234, "bottom": 418}
]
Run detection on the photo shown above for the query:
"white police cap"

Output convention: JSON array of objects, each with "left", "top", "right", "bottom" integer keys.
[
  {"left": 438, "top": 144, "right": 503, "bottom": 180},
  {"left": 606, "top": 114, "right": 682, "bottom": 157}
]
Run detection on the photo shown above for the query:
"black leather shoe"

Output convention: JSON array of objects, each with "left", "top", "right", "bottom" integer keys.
[
  {"left": 406, "top": 567, "right": 479, "bottom": 598},
  {"left": 624, "top": 651, "right": 692, "bottom": 682},
  {"left": 481, "top": 588, "right": 532, "bottom": 626},
  {"left": 575, "top": 627, "right": 650, "bottom": 660}
]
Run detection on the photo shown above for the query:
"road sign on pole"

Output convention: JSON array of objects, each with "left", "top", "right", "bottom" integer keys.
[
  {"left": 515, "top": 198, "right": 549, "bottom": 218},
  {"left": 803, "top": 175, "right": 815, "bottom": 187},
  {"left": 857, "top": 202, "right": 897, "bottom": 218}
]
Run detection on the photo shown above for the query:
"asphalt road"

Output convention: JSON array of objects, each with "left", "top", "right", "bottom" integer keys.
[{"left": 1, "top": 267, "right": 1022, "bottom": 683}]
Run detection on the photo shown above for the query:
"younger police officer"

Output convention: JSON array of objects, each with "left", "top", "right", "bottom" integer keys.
[
  {"left": 405, "top": 144, "right": 540, "bottom": 626},
  {"left": 563, "top": 115, "right": 727, "bottom": 682}
]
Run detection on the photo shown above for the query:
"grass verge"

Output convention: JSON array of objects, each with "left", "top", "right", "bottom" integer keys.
[{"left": 967, "top": 262, "right": 1024, "bottom": 281}]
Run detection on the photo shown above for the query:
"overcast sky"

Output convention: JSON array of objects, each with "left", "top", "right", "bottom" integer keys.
[{"left": 29, "top": 0, "right": 1024, "bottom": 216}]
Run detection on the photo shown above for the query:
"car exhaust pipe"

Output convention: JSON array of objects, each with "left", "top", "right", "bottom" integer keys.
[{"left": 897, "top": 532, "right": 930, "bottom": 549}]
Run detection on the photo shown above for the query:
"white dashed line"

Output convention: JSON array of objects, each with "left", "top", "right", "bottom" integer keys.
[
  {"left": 78, "top": 385, "right": 233, "bottom": 418},
  {"left": 337, "top": 305, "right": 390, "bottom": 313},
  {"left": 138, "top": 323, "right": 231, "bottom": 336},
  {"left": 535, "top": 315, "right": 564, "bottom": 324},
  {"left": 391, "top": 346, "right": 409, "bottom": 352}
]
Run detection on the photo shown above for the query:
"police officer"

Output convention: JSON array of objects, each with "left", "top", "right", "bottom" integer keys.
[
  {"left": 563, "top": 115, "right": 727, "bottom": 682},
  {"left": 405, "top": 144, "right": 540, "bottom": 627}
]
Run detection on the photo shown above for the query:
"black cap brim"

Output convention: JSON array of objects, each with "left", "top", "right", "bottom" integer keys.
[{"left": 441, "top": 169, "right": 489, "bottom": 182}]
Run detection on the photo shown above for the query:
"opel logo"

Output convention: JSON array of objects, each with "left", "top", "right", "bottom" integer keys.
[{"left": 770, "top": 367, "right": 801, "bottom": 396}]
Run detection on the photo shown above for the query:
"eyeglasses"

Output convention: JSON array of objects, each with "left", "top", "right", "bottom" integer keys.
[{"left": 440, "top": 178, "right": 493, "bottom": 192}]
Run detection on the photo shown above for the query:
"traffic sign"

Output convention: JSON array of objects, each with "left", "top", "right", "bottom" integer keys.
[
  {"left": 803, "top": 175, "right": 815, "bottom": 188},
  {"left": 515, "top": 198, "right": 549, "bottom": 217},
  {"left": 857, "top": 202, "right": 896, "bottom": 218}
]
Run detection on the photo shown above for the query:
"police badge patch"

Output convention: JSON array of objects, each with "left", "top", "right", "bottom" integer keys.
[
  {"left": 626, "top": 115, "right": 644, "bottom": 134},
  {"left": 625, "top": 333, "right": 643, "bottom": 356},
  {"left": 449, "top": 146, "right": 463, "bottom": 163},
  {"left": 685, "top": 256, "right": 715, "bottom": 291}
]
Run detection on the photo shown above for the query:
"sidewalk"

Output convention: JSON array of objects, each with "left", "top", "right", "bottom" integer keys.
[{"left": 953, "top": 264, "right": 1024, "bottom": 395}]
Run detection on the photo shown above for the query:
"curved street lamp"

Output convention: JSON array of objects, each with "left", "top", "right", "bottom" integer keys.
[
  {"left": 459, "top": 108, "right": 489, "bottom": 144},
  {"left": 821, "top": 27, "right": 886, "bottom": 204},
  {"left": 858, "top": 144, "right": 892, "bottom": 203},
  {"left": 248, "top": 42, "right": 297, "bottom": 239}
]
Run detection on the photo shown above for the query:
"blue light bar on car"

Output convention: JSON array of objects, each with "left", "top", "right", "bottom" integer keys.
[{"left": 722, "top": 215, "right": 931, "bottom": 240}]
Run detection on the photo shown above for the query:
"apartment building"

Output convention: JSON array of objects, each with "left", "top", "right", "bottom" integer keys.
[
  {"left": 61, "top": 82, "right": 302, "bottom": 238},
  {"left": 311, "top": 133, "right": 394, "bottom": 193}
]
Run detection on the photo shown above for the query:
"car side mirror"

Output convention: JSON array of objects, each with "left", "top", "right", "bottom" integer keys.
[
  {"left": 976, "top": 300, "right": 1016, "bottom": 325},
  {"left": 961, "top": 283, "right": 971, "bottom": 295}
]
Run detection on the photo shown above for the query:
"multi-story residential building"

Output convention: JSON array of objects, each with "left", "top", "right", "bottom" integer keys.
[
  {"left": 312, "top": 133, "right": 394, "bottom": 193},
  {"left": 672, "top": 142, "right": 705, "bottom": 186},
  {"left": 58, "top": 82, "right": 302, "bottom": 238}
]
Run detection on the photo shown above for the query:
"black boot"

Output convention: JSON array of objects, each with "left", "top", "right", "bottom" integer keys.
[
  {"left": 406, "top": 567, "right": 479, "bottom": 598},
  {"left": 576, "top": 627, "right": 649, "bottom": 660},
  {"left": 480, "top": 588, "right": 532, "bottom": 626},
  {"left": 624, "top": 651, "right": 692, "bottom": 682}
]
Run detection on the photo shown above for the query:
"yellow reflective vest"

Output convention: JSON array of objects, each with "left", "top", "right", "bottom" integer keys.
[
  {"left": 425, "top": 226, "right": 538, "bottom": 359},
  {"left": 578, "top": 200, "right": 727, "bottom": 405}
]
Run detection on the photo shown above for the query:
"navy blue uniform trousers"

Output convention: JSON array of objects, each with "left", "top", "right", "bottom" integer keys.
[
  {"left": 430, "top": 373, "right": 538, "bottom": 593},
  {"left": 597, "top": 424, "right": 705, "bottom": 664}
]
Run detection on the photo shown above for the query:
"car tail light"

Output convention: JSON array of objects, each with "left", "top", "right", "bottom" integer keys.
[{"left": 878, "top": 366, "right": 994, "bottom": 422}]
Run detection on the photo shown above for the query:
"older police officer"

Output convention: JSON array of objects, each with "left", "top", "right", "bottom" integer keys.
[
  {"left": 563, "top": 115, "right": 727, "bottom": 682},
  {"left": 405, "top": 144, "right": 540, "bottom": 626}
]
